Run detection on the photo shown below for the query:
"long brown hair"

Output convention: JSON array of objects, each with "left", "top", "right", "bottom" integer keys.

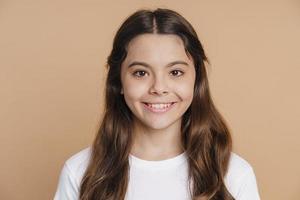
[{"left": 80, "top": 8, "right": 234, "bottom": 200}]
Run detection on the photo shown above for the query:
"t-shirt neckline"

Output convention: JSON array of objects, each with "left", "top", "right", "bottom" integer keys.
[{"left": 129, "top": 151, "right": 187, "bottom": 170}]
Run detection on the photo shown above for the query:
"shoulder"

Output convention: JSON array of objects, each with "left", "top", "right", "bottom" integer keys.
[
  {"left": 226, "top": 152, "right": 253, "bottom": 178},
  {"left": 65, "top": 146, "right": 92, "bottom": 168},
  {"left": 224, "top": 152, "right": 260, "bottom": 199},
  {"left": 64, "top": 146, "right": 92, "bottom": 179},
  {"left": 60, "top": 146, "right": 92, "bottom": 188},
  {"left": 54, "top": 147, "right": 92, "bottom": 200}
]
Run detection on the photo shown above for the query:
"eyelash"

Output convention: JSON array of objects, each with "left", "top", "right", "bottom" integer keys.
[{"left": 132, "top": 70, "right": 184, "bottom": 77}]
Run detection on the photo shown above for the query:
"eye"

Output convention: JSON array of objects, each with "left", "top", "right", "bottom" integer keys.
[
  {"left": 132, "top": 70, "right": 148, "bottom": 77},
  {"left": 170, "top": 70, "right": 184, "bottom": 76}
]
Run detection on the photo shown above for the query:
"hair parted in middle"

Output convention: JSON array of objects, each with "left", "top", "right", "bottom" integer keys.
[{"left": 79, "top": 8, "right": 234, "bottom": 200}]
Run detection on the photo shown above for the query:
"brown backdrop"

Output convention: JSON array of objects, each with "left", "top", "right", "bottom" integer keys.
[{"left": 1, "top": 1, "right": 300, "bottom": 199}]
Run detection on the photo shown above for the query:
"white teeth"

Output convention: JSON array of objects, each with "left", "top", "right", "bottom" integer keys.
[{"left": 147, "top": 103, "right": 172, "bottom": 109}]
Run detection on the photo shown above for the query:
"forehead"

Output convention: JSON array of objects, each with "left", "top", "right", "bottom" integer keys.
[{"left": 123, "top": 34, "right": 193, "bottom": 65}]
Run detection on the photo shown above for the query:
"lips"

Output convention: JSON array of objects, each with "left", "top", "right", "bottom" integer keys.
[{"left": 142, "top": 102, "right": 176, "bottom": 113}]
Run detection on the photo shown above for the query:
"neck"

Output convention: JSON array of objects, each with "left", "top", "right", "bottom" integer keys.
[{"left": 130, "top": 119, "right": 184, "bottom": 161}]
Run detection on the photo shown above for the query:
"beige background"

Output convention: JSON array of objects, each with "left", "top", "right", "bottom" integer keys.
[{"left": 1, "top": 0, "right": 300, "bottom": 199}]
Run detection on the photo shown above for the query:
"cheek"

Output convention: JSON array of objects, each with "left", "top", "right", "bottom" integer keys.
[
  {"left": 123, "top": 80, "right": 149, "bottom": 101},
  {"left": 174, "top": 79, "right": 195, "bottom": 100}
]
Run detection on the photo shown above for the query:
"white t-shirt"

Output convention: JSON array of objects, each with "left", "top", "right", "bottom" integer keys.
[{"left": 54, "top": 147, "right": 260, "bottom": 200}]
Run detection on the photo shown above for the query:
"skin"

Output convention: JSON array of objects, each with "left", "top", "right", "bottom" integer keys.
[{"left": 120, "top": 34, "right": 196, "bottom": 161}]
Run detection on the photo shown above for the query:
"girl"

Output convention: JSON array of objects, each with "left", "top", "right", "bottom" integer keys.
[{"left": 54, "top": 8, "right": 260, "bottom": 200}]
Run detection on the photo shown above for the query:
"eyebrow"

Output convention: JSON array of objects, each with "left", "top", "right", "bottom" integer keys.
[{"left": 127, "top": 60, "right": 189, "bottom": 68}]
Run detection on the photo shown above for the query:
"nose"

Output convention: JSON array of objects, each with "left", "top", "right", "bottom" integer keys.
[{"left": 149, "top": 75, "right": 169, "bottom": 95}]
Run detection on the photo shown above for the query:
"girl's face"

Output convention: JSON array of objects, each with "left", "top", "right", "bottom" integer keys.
[{"left": 120, "top": 34, "right": 195, "bottom": 131}]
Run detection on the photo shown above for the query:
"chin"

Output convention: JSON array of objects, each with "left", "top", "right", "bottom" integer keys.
[{"left": 142, "top": 118, "right": 180, "bottom": 131}]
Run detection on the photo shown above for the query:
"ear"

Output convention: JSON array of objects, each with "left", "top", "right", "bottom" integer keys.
[{"left": 120, "top": 88, "right": 124, "bottom": 94}]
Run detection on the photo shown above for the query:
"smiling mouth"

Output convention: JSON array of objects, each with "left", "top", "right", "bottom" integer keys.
[{"left": 142, "top": 102, "right": 176, "bottom": 113}]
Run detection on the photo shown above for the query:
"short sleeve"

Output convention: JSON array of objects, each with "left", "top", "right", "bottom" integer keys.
[
  {"left": 236, "top": 166, "right": 261, "bottom": 200},
  {"left": 53, "top": 163, "right": 79, "bottom": 200}
]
